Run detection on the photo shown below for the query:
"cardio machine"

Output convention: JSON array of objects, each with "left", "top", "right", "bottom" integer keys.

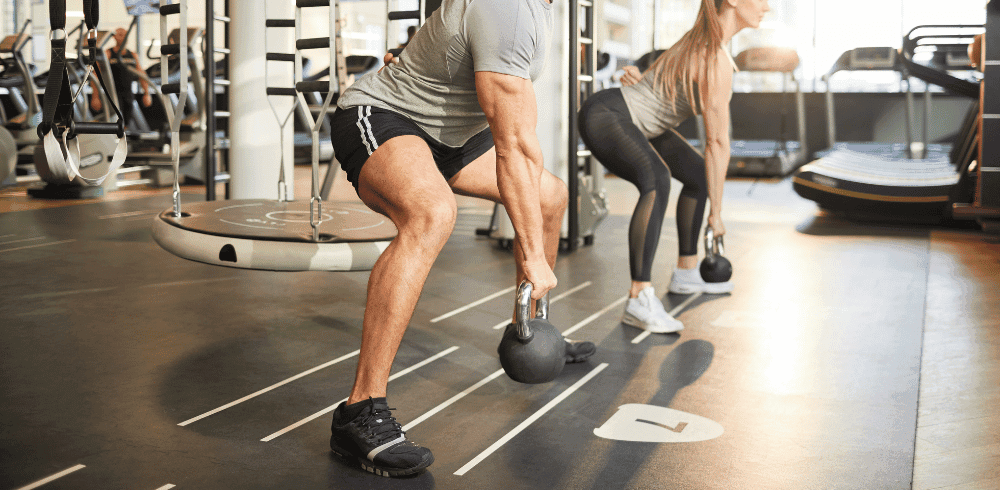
[{"left": 792, "top": 25, "right": 982, "bottom": 222}]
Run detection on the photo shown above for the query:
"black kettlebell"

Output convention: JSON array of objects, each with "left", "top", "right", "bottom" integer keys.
[
  {"left": 700, "top": 228, "right": 733, "bottom": 283},
  {"left": 497, "top": 281, "right": 566, "bottom": 384}
]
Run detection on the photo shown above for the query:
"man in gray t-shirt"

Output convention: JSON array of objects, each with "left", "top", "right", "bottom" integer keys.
[
  {"left": 326, "top": 0, "right": 596, "bottom": 478},
  {"left": 338, "top": 0, "right": 552, "bottom": 146}
]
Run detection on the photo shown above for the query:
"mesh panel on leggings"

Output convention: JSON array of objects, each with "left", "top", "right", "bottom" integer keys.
[{"left": 578, "top": 89, "right": 708, "bottom": 280}]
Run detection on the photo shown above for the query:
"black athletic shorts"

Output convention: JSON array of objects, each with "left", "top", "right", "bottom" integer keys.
[{"left": 329, "top": 105, "right": 495, "bottom": 191}]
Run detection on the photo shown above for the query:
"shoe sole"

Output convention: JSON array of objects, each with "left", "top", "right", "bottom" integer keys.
[
  {"left": 622, "top": 312, "right": 683, "bottom": 334},
  {"left": 669, "top": 283, "right": 734, "bottom": 295},
  {"left": 330, "top": 438, "right": 434, "bottom": 478}
]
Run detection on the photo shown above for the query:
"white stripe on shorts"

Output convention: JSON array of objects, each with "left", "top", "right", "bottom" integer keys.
[
  {"left": 356, "top": 106, "right": 375, "bottom": 155},
  {"left": 364, "top": 107, "right": 379, "bottom": 152},
  {"left": 355, "top": 106, "right": 380, "bottom": 156}
]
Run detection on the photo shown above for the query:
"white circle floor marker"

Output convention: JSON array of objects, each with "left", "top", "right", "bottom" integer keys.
[{"left": 594, "top": 404, "right": 724, "bottom": 443}]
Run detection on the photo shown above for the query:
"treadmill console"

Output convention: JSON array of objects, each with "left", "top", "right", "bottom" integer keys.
[{"left": 848, "top": 47, "right": 897, "bottom": 70}]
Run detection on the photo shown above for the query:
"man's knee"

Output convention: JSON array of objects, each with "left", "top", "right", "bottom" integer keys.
[{"left": 402, "top": 196, "right": 458, "bottom": 241}]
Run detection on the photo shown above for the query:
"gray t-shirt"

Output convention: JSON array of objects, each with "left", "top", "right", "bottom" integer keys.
[
  {"left": 620, "top": 49, "right": 738, "bottom": 139},
  {"left": 337, "top": 0, "right": 553, "bottom": 147}
]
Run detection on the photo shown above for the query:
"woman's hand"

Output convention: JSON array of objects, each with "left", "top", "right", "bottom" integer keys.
[
  {"left": 378, "top": 52, "right": 399, "bottom": 74},
  {"left": 708, "top": 212, "right": 726, "bottom": 238},
  {"left": 142, "top": 93, "right": 153, "bottom": 107},
  {"left": 618, "top": 65, "right": 642, "bottom": 86},
  {"left": 90, "top": 94, "right": 102, "bottom": 113}
]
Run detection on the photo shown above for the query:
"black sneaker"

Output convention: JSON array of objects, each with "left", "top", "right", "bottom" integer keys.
[
  {"left": 329, "top": 398, "right": 433, "bottom": 477},
  {"left": 564, "top": 338, "right": 596, "bottom": 363}
]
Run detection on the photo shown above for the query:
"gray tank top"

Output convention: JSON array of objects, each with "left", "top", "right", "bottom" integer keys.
[
  {"left": 620, "top": 49, "right": 738, "bottom": 139},
  {"left": 337, "top": 0, "right": 553, "bottom": 148}
]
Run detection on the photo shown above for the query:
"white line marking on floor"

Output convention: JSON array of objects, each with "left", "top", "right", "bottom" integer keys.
[
  {"left": 492, "top": 281, "right": 594, "bottom": 329},
  {"left": 454, "top": 363, "right": 609, "bottom": 476},
  {"left": 631, "top": 292, "right": 703, "bottom": 344},
  {"left": 179, "top": 350, "right": 362, "bottom": 426},
  {"left": 99, "top": 209, "right": 160, "bottom": 219},
  {"left": 260, "top": 346, "right": 459, "bottom": 442},
  {"left": 562, "top": 296, "right": 629, "bottom": 338},
  {"left": 127, "top": 214, "right": 161, "bottom": 222},
  {"left": 0, "top": 239, "right": 76, "bottom": 254},
  {"left": 402, "top": 369, "right": 506, "bottom": 431},
  {"left": 432, "top": 287, "right": 516, "bottom": 323},
  {"left": 21, "top": 287, "right": 118, "bottom": 299},
  {"left": 140, "top": 278, "right": 237, "bottom": 288},
  {"left": 0, "top": 236, "right": 44, "bottom": 246},
  {"left": 0, "top": 234, "right": 16, "bottom": 239},
  {"left": 154, "top": 485, "right": 176, "bottom": 490},
  {"left": 15, "top": 464, "right": 86, "bottom": 490}
]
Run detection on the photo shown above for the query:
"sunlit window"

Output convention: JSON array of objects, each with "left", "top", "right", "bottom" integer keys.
[{"left": 636, "top": 0, "right": 988, "bottom": 93}]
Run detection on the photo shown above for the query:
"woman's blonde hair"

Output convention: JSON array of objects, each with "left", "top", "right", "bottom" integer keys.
[{"left": 646, "top": 0, "right": 725, "bottom": 115}]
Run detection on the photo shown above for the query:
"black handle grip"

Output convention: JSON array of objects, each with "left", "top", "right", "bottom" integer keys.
[
  {"left": 388, "top": 10, "right": 420, "bottom": 20},
  {"left": 72, "top": 121, "right": 121, "bottom": 135},
  {"left": 265, "top": 19, "right": 296, "bottom": 28},
  {"left": 267, "top": 87, "right": 298, "bottom": 96},
  {"left": 296, "top": 37, "right": 330, "bottom": 50},
  {"left": 296, "top": 0, "right": 330, "bottom": 7},
  {"left": 162, "top": 83, "right": 182, "bottom": 94},
  {"left": 160, "top": 44, "right": 181, "bottom": 56},
  {"left": 388, "top": 48, "right": 403, "bottom": 57},
  {"left": 160, "top": 3, "right": 182, "bottom": 15},
  {"left": 296, "top": 80, "right": 333, "bottom": 93},
  {"left": 266, "top": 53, "right": 295, "bottom": 62}
]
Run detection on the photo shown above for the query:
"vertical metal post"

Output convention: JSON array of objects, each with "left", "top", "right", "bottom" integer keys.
[
  {"left": 567, "top": 0, "right": 579, "bottom": 252},
  {"left": 903, "top": 72, "right": 915, "bottom": 158},
  {"left": 206, "top": 0, "right": 217, "bottom": 200},
  {"left": 224, "top": 0, "right": 231, "bottom": 199},
  {"left": 981, "top": 0, "right": 1000, "bottom": 208}
]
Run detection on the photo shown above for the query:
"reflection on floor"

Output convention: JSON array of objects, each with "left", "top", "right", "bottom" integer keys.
[{"left": 1, "top": 173, "right": 997, "bottom": 489}]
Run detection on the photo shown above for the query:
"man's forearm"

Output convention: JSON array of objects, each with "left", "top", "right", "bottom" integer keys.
[{"left": 496, "top": 138, "right": 547, "bottom": 262}]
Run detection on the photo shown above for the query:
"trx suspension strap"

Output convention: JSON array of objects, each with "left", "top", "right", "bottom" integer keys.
[{"left": 38, "top": 0, "right": 128, "bottom": 186}]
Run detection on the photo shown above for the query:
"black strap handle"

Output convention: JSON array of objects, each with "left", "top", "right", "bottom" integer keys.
[
  {"left": 296, "top": 0, "right": 330, "bottom": 7},
  {"left": 83, "top": 0, "right": 98, "bottom": 30},
  {"left": 161, "top": 44, "right": 181, "bottom": 56},
  {"left": 49, "top": 0, "right": 66, "bottom": 31},
  {"left": 267, "top": 87, "right": 298, "bottom": 96},
  {"left": 296, "top": 80, "right": 334, "bottom": 93},
  {"left": 266, "top": 19, "right": 295, "bottom": 28},
  {"left": 159, "top": 3, "right": 182, "bottom": 16},
  {"left": 296, "top": 37, "right": 330, "bottom": 50}
]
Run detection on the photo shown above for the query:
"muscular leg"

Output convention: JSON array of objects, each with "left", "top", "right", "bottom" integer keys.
[
  {"left": 347, "top": 135, "right": 457, "bottom": 405},
  {"left": 448, "top": 147, "right": 568, "bottom": 300}
]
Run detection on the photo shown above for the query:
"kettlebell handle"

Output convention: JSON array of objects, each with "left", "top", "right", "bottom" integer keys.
[
  {"left": 704, "top": 228, "right": 725, "bottom": 258},
  {"left": 515, "top": 280, "right": 549, "bottom": 342}
]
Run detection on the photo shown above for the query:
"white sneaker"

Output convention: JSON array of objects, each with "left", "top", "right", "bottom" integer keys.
[
  {"left": 621, "top": 287, "right": 684, "bottom": 333},
  {"left": 668, "top": 266, "right": 734, "bottom": 295}
]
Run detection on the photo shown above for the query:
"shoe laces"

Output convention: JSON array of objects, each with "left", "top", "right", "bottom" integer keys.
[{"left": 360, "top": 404, "right": 404, "bottom": 445}]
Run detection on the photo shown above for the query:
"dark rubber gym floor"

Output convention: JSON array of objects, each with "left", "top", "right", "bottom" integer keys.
[{"left": 1, "top": 175, "right": 998, "bottom": 489}]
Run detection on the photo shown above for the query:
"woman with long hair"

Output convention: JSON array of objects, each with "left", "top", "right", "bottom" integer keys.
[{"left": 578, "top": 0, "right": 771, "bottom": 333}]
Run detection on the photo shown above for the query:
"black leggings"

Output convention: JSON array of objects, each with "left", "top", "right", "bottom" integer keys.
[{"left": 578, "top": 88, "right": 707, "bottom": 282}]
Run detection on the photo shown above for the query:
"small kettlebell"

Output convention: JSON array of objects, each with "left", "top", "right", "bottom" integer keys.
[
  {"left": 497, "top": 281, "right": 566, "bottom": 384},
  {"left": 700, "top": 228, "right": 733, "bottom": 283}
]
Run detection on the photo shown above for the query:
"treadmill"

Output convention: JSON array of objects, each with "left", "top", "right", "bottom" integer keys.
[{"left": 792, "top": 25, "right": 982, "bottom": 221}]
